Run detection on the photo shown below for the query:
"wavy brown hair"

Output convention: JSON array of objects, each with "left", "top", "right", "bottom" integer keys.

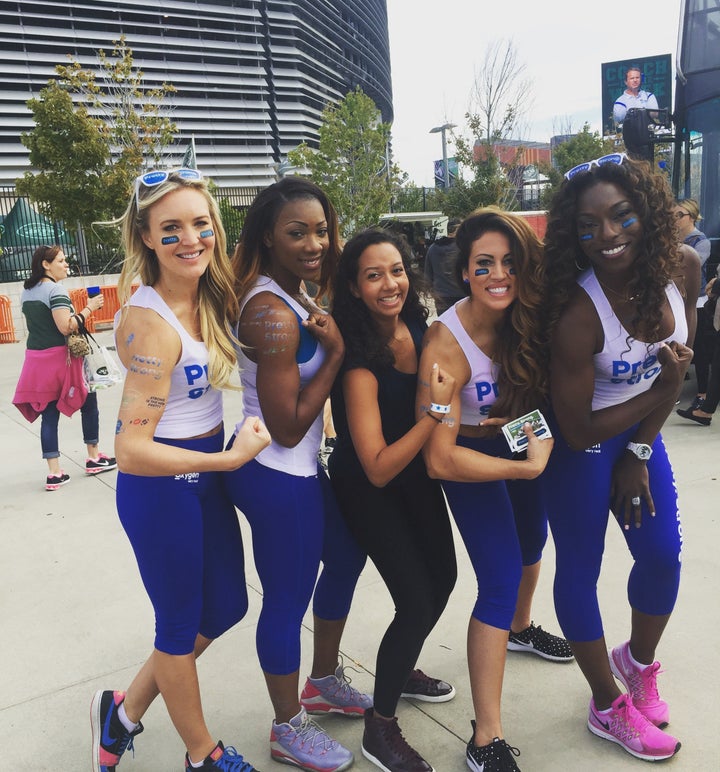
[
  {"left": 455, "top": 207, "right": 547, "bottom": 418},
  {"left": 539, "top": 157, "right": 681, "bottom": 365}
]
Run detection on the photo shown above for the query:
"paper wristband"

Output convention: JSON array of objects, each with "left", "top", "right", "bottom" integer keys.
[{"left": 429, "top": 402, "right": 451, "bottom": 414}]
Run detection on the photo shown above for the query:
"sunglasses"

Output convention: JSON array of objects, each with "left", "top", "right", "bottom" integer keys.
[
  {"left": 564, "top": 153, "right": 627, "bottom": 181},
  {"left": 134, "top": 168, "right": 203, "bottom": 207}
]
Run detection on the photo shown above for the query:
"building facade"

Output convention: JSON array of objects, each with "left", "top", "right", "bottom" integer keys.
[{"left": 0, "top": 0, "right": 393, "bottom": 187}]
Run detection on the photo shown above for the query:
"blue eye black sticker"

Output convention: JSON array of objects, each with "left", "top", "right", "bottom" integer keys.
[
  {"left": 200, "top": 229, "right": 214, "bottom": 238},
  {"left": 580, "top": 233, "right": 593, "bottom": 241},
  {"left": 622, "top": 217, "right": 637, "bottom": 228},
  {"left": 161, "top": 235, "right": 180, "bottom": 245},
  {"left": 474, "top": 268, "right": 490, "bottom": 276}
]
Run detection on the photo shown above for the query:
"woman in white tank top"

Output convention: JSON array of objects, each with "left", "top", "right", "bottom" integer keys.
[{"left": 539, "top": 154, "right": 700, "bottom": 762}]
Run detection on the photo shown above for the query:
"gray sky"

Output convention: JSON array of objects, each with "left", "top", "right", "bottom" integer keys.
[{"left": 386, "top": 0, "right": 681, "bottom": 186}]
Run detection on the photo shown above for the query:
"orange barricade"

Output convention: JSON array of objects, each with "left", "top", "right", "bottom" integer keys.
[
  {"left": 0, "top": 294, "right": 18, "bottom": 343},
  {"left": 69, "top": 284, "right": 139, "bottom": 332},
  {"left": 69, "top": 288, "right": 94, "bottom": 331}
]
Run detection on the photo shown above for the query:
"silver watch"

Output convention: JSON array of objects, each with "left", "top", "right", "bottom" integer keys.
[{"left": 626, "top": 441, "right": 653, "bottom": 461}]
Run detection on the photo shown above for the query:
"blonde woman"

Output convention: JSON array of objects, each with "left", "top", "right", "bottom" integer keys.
[{"left": 90, "top": 169, "right": 270, "bottom": 772}]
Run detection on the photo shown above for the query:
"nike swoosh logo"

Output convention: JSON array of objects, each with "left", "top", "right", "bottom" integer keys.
[
  {"left": 101, "top": 699, "right": 116, "bottom": 747},
  {"left": 593, "top": 712, "right": 611, "bottom": 730}
]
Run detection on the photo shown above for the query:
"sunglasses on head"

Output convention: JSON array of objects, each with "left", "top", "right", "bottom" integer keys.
[
  {"left": 564, "top": 153, "right": 627, "bottom": 181},
  {"left": 134, "top": 168, "right": 203, "bottom": 207}
]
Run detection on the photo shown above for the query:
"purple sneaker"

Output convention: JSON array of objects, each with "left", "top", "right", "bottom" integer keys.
[
  {"left": 270, "top": 707, "right": 353, "bottom": 771},
  {"left": 300, "top": 660, "right": 372, "bottom": 717}
]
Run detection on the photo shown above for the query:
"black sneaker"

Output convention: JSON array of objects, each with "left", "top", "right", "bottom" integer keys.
[
  {"left": 184, "top": 740, "right": 259, "bottom": 771},
  {"left": 46, "top": 471, "right": 70, "bottom": 491},
  {"left": 90, "top": 690, "right": 143, "bottom": 772},
  {"left": 401, "top": 668, "right": 456, "bottom": 702},
  {"left": 507, "top": 621, "right": 574, "bottom": 662},
  {"left": 86, "top": 453, "right": 118, "bottom": 475},
  {"left": 466, "top": 723, "right": 521, "bottom": 772},
  {"left": 362, "top": 708, "right": 433, "bottom": 772}
]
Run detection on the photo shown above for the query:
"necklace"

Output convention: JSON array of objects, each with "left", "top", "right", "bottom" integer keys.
[{"left": 597, "top": 278, "right": 638, "bottom": 302}]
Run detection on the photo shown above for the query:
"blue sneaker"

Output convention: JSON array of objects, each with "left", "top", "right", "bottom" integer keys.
[
  {"left": 90, "top": 690, "right": 143, "bottom": 772},
  {"left": 270, "top": 707, "right": 353, "bottom": 771},
  {"left": 185, "top": 741, "right": 258, "bottom": 770}
]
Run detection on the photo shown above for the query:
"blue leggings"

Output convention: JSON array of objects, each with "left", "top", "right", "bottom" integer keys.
[
  {"left": 116, "top": 431, "right": 248, "bottom": 655},
  {"left": 442, "top": 435, "right": 548, "bottom": 630},
  {"left": 542, "top": 423, "right": 682, "bottom": 642},
  {"left": 223, "top": 459, "right": 366, "bottom": 675},
  {"left": 41, "top": 391, "right": 99, "bottom": 458}
]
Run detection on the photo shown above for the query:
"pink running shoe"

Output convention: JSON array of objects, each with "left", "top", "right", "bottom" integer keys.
[
  {"left": 588, "top": 695, "right": 680, "bottom": 761},
  {"left": 610, "top": 641, "right": 669, "bottom": 727}
]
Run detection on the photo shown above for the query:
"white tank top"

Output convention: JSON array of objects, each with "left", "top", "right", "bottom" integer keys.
[
  {"left": 117, "top": 284, "right": 223, "bottom": 438},
  {"left": 437, "top": 299, "right": 500, "bottom": 426},
  {"left": 578, "top": 270, "right": 688, "bottom": 410},
  {"left": 235, "top": 276, "right": 325, "bottom": 476}
]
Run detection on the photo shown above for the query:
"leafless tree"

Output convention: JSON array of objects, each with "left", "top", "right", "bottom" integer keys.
[{"left": 467, "top": 39, "right": 535, "bottom": 145}]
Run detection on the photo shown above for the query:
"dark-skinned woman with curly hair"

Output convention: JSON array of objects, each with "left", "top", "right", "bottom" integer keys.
[
  {"left": 538, "top": 154, "right": 700, "bottom": 762},
  {"left": 417, "top": 207, "right": 558, "bottom": 772}
]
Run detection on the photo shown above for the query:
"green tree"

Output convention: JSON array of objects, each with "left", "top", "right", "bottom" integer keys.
[
  {"left": 19, "top": 37, "right": 177, "bottom": 223},
  {"left": 390, "top": 178, "right": 443, "bottom": 214},
  {"left": 18, "top": 37, "right": 178, "bottom": 269},
  {"left": 539, "top": 124, "right": 615, "bottom": 207},
  {"left": 288, "top": 87, "right": 403, "bottom": 238},
  {"left": 17, "top": 81, "right": 111, "bottom": 227},
  {"left": 55, "top": 35, "right": 177, "bottom": 201}
]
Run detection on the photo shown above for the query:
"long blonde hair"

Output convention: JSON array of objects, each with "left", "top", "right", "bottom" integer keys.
[{"left": 111, "top": 173, "right": 240, "bottom": 390}]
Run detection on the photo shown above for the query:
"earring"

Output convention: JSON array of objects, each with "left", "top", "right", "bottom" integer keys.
[
  {"left": 574, "top": 256, "right": 590, "bottom": 271},
  {"left": 463, "top": 277, "right": 470, "bottom": 284}
]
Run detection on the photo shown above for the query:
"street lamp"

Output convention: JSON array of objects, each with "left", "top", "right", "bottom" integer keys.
[{"left": 429, "top": 123, "right": 456, "bottom": 189}]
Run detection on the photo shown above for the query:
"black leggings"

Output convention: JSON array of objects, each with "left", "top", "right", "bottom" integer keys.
[
  {"left": 693, "top": 304, "right": 716, "bottom": 393},
  {"left": 330, "top": 461, "right": 457, "bottom": 717}
]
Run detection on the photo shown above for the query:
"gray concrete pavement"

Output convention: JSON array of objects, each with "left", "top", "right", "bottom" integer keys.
[{"left": 0, "top": 332, "right": 717, "bottom": 771}]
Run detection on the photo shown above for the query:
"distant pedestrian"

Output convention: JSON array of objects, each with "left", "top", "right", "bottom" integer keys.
[
  {"left": 13, "top": 244, "right": 116, "bottom": 490},
  {"left": 424, "top": 218, "right": 463, "bottom": 315}
]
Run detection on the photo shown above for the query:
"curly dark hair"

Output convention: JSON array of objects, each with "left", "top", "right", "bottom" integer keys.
[
  {"left": 331, "top": 228, "right": 428, "bottom": 370},
  {"left": 539, "top": 157, "right": 682, "bottom": 359},
  {"left": 454, "top": 207, "right": 547, "bottom": 417}
]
